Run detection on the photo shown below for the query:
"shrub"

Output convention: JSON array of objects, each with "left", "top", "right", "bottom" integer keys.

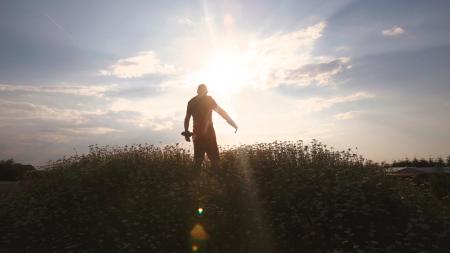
[{"left": 1, "top": 141, "right": 449, "bottom": 252}]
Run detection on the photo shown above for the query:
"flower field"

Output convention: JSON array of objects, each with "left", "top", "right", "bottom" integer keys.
[{"left": 1, "top": 141, "right": 449, "bottom": 252}]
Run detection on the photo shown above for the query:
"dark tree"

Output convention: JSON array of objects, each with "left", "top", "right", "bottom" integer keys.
[
  {"left": 0, "top": 159, "right": 35, "bottom": 181},
  {"left": 412, "top": 158, "right": 419, "bottom": 167},
  {"left": 436, "top": 157, "right": 445, "bottom": 167}
]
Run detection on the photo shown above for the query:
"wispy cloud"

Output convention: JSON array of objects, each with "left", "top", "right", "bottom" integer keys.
[
  {"left": 17, "top": 127, "right": 121, "bottom": 144},
  {"left": 248, "top": 21, "right": 326, "bottom": 87},
  {"left": 177, "top": 17, "right": 194, "bottom": 26},
  {"left": 243, "top": 21, "right": 350, "bottom": 87},
  {"left": 0, "top": 99, "right": 91, "bottom": 124},
  {"left": 285, "top": 58, "right": 351, "bottom": 86},
  {"left": 0, "top": 84, "right": 116, "bottom": 97},
  {"left": 99, "top": 51, "right": 176, "bottom": 78},
  {"left": 333, "top": 111, "right": 361, "bottom": 120},
  {"left": 382, "top": 25, "right": 405, "bottom": 36},
  {"left": 298, "top": 92, "right": 375, "bottom": 112},
  {"left": 0, "top": 97, "right": 177, "bottom": 132},
  {"left": 65, "top": 127, "right": 122, "bottom": 135}
]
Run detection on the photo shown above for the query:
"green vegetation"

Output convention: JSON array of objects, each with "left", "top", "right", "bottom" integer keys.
[{"left": 1, "top": 141, "right": 449, "bottom": 252}]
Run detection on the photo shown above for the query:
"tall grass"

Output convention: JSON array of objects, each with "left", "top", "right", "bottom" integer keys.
[{"left": 1, "top": 140, "right": 449, "bottom": 252}]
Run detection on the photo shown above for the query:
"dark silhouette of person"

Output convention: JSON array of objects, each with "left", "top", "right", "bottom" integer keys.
[{"left": 184, "top": 84, "right": 238, "bottom": 166}]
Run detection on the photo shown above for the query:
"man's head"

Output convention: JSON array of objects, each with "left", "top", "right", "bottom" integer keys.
[{"left": 197, "top": 84, "right": 208, "bottom": 96}]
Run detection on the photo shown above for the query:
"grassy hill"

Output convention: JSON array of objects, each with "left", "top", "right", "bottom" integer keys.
[{"left": 1, "top": 141, "right": 449, "bottom": 252}]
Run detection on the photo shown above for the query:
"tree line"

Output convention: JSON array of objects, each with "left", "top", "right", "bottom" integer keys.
[{"left": 391, "top": 156, "right": 450, "bottom": 167}]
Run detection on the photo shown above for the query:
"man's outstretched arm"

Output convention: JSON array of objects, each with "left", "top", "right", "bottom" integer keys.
[{"left": 214, "top": 106, "right": 238, "bottom": 132}]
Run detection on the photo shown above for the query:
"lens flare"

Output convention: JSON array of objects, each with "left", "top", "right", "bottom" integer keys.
[
  {"left": 197, "top": 207, "right": 204, "bottom": 216},
  {"left": 190, "top": 223, "right": 208, "bottom": 240},
  {"left": 189, "top": 223, "right": 208, "bottom": 252}
]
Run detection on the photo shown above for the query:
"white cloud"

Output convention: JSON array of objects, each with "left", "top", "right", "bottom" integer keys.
[
  {"left": 16, "top": 127, "right": 121, "bottom": 144},
  {"left": 101, "top": 21, "right": 349, "bottom": 88},
  {"left": 333, "top": 111, "right": 361, "bottom": 120},
  {"left": 177, "top": 17, "right": 194, "bottom": 26},
  {"left": 285, "top": 58, "right": 351, "bottom": 86},
  {"left": 17, "top": 131, "right": 73, "bottom": 144},
  {"left": 99, "top": 51, "right": 176, "bottom": 78},
  {"left": 0, "top": 84, "right": 116, "bottom": 97},
  {"left": 0, "top": 99, "right": 92, "bottom": 124},
  {"left": 298, "top": 92, "right": 375, "bottom": 112},
  {"left": 148, "top": 120, "right": 175, "bottom": 131},
  {"left": 248, "top": 22, "right": 326, "bottom": 85},
  {"left": 108, "top": 89, "right": 188, "bottom": 131},
  {"left": 382, "top": 25, "right": 405, "bottom": 36},
  {"left": 241, "top": 21, "right": 350, "bottom": 87},
  {"left": 66, "top": 127, "right": 121, "bottom": 135},
  {"left": 110, "top": 110, "right": 176, "bottom": 131}
]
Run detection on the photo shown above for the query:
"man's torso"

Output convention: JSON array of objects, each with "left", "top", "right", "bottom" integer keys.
[{"left": 187, "top": 95, "right": 217, "bottom": 135}]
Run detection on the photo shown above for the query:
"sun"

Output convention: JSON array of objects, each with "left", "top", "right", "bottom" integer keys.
[{"left": 189, "top": 48, "right": 251, "bottom": 95}]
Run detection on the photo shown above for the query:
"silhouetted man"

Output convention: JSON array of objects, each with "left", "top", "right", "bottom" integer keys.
[{"left": 183, "top": 84, "right": 238, "bottom": 166}]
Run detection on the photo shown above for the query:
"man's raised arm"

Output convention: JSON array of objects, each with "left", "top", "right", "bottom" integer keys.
[{"left": 214, "top": 106, "right": 238, "bottom": 132}]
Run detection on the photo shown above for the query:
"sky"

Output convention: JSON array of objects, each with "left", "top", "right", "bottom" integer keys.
[{"left": 1, "top": 0, "right": 450, "bottom": 165}]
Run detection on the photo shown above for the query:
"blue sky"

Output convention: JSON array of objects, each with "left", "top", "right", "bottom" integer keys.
[{"left": 1, "top": 0, "right": 450, "bottom": 165}]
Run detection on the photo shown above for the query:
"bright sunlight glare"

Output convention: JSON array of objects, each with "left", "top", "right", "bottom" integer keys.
[{"left": 187, "top": 48, "right": 252, "bottom": 95}]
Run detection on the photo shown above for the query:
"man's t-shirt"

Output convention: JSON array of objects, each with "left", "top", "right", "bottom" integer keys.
[{"left": 187, "top": 95, "right": 218, "bottom": 135}]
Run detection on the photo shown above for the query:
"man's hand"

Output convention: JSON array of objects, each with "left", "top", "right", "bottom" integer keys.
[
  {"left": 181, "top": 131, "right": 193, "bottom": 142},
  {"left": 227, "top": 119, "right": 238, "bottom": 133}
]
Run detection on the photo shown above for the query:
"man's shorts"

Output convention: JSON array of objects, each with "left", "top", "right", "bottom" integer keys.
[{"left": 193, "top": 129, "right": 219, "bottom": 161}]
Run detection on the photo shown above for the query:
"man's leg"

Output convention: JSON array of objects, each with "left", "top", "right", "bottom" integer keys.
[
  {"left": 193, "top": 138, "right": 205, "bottom": 167},
  {"left": 206, "top": 136, "right": 220, "bottom": 170},
  {"left": 194, "top": 156, "right": 204, "bottom": 166}
]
